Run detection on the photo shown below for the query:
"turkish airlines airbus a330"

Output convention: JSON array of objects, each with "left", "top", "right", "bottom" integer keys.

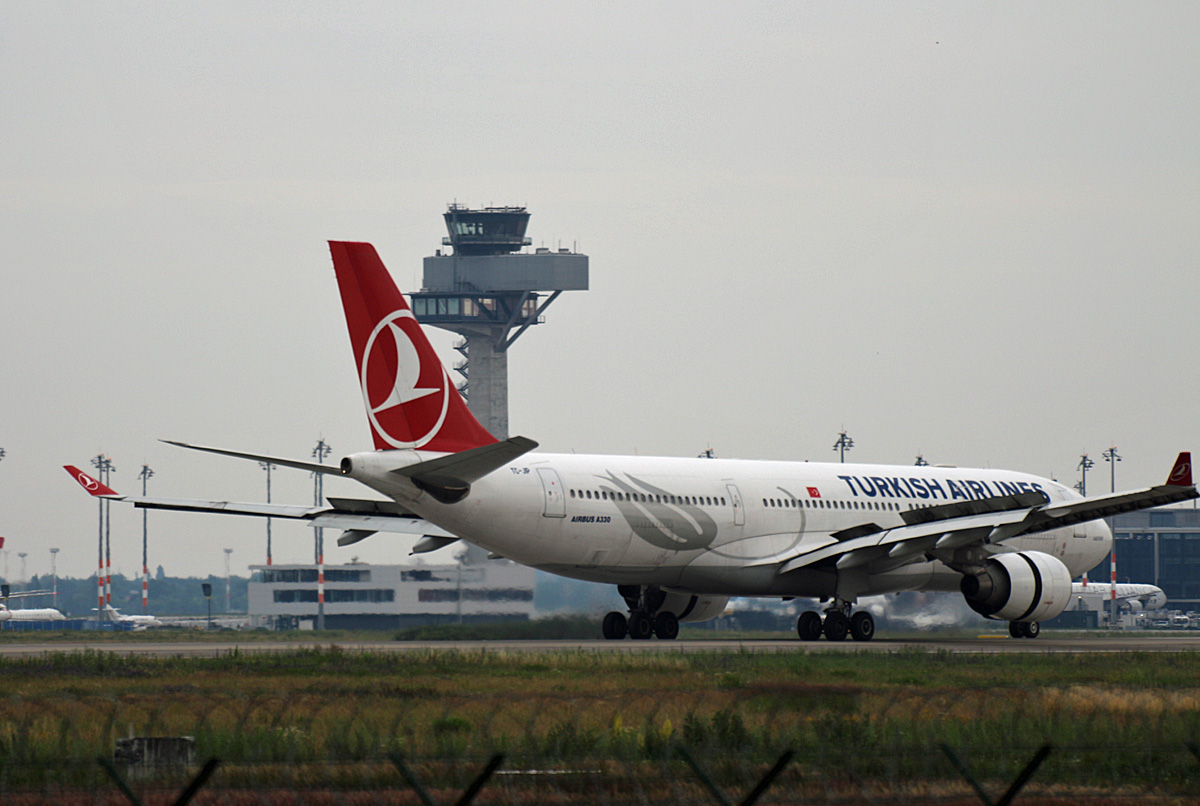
[{"left": 66, "top": 242, "right": 1198, "bottom": 641}]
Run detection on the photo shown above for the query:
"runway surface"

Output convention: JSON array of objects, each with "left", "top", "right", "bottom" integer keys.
[{"left": 2, "top": 632, "right": 1200, "bottom": 658}]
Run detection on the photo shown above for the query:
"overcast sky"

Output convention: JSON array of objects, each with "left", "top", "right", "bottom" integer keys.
[{"left": 2, "top": 4, "right": 1197, "bottom": 583}]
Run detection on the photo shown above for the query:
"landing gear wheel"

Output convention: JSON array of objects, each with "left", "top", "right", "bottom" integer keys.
[
  {"left": 628, "top": 610, "right": 654, "bottom": 640},
  {"left": 1009, "top": 621, "right": 1040, "bottom": 638},
  {"left": 849, "top": 610, "right": 875, "bottom": 642},
  {"left": 797, "top": 611, "right": 823, "bottom": 641},
  {"left": 602, "top": 611, "right": 628, "bottom": 640},
  {"left": 653, "top": 611, "right": 679, "bottom": 640},
  {"left": 823, "top": 611, "right": 849, "bottom": 642}
]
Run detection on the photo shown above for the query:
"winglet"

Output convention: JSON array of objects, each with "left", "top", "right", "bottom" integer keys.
[
  {"left": 63, "top": 466, "right": 120, "bottom": 497},
  {"left": 1167, "top": 453, "right": 1193, "bottom": 487}
]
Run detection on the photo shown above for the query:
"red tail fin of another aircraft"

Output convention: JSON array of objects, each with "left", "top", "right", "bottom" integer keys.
[
  {"left": 1167, "top": 452, "right": 1193, "bottom": 487},
  {"left": 329, "top": 241, "right": 497, "bottom": 454},
  {"left": 63, "top": 466, "right": 120, "bottom": 496}
]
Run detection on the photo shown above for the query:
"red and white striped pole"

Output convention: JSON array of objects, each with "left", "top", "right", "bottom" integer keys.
[
  {"left": 1110, "top": 548, "right": 1118, "bottom": 628},
  {"left": 97, "top": 497, "right": 105, "bottom": 617},
  {"left": 317, "top": 551, "right": 325, "bottom": 614}
]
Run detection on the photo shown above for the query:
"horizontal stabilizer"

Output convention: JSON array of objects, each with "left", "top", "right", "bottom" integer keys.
[
  {"left": 307, "top": 511, "right": 454, "bottom": 536},
  {"left": 395, "top": 435, "right": 538, "bottom": 503},
  {"left": 161, "top": 440, "right": 343, "bottom": 475},
  {"left": 134, "top": 498, "right": 320, "bottom": 518},
  {"left": 326, "top": 497, "right": 415, "bottom": 517},
  {"left": 127, "top": 496, "right": 454, "bottom": 537}
]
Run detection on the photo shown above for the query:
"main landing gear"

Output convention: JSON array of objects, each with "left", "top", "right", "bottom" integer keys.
[
  {"left": 602, "top": 585, "right": 679, "bottom": 641},
  {"left": 1008, "top": 620, "right": 1040, "bottom": 639},
  {"left": 797, "top": 603, "right": 875, "bottom": 642}
]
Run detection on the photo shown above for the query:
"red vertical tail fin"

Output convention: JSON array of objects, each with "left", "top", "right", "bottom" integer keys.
[
  {"left": 64, "top": 466, "right": 121, "bottom": 496},
  {"left": 1167, "top": 452, "right": 1193, "bottom": 487},
  {"left": 329, "top": 241, "right": 496, "bottom": 453}
]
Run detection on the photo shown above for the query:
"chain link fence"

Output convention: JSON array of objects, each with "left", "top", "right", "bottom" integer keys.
[
  {"left": 0, "top": 686, "right": 1198, "bottom": 803},
  {"left": 0, "top": 746, "right": 1197, "bottom": 805}
]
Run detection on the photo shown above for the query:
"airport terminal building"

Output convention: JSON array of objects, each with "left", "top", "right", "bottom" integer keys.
[
  {"left": 1107, "top": 507, "right": 1200, "bottom": 609},
  {"left": 248, "top": 560, "right": 536, "bottom": 630}
]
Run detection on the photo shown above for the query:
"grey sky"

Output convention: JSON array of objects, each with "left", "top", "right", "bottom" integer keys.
[{"left": 2, "top": 4, "right": 1197, "bottom": 582}]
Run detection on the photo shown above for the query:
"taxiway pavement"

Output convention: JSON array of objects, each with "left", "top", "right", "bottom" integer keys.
[{"left": 1, "top": 633, "right": 1199, "bottom": 658}]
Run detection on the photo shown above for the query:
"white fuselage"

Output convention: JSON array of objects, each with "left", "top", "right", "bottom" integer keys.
[
  {"left": 346, "top": 450, "right": 1112, "bottom": 600},
  {"left": 1, "top": 608, "right": 65, "bottom": 621}
]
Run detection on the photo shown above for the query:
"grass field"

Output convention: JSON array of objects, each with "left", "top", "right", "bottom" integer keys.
[{"left": 0, "top": 641, "right": 1198, "bottom": 802}]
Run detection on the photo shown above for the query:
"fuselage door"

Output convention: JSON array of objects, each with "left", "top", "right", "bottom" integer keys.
[
  {"left": 538, "top": 467, "right": 567, "bottom": 518},
  {"left": 726, "top": 483, "right": 745, "bottom": 526}
]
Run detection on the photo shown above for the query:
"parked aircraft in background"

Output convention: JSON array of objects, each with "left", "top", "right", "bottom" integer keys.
[
  {"left": 1071, "top": 581, "right": 1168, "bottom": 612},
  {"left": 0, "top": 537, "right": 64, "bottom": 621},
  {"left": 65, "top": 241, "right": 1200, "bottom": 641},
  {"left": 95, "top": 605, "right": 163, "bottom": 630},
  {"left": 2, "top": 606, "right": 66, "bottom": 622},
  {"left": 0, "top": 586, "right": 63, "bottom": 622}
]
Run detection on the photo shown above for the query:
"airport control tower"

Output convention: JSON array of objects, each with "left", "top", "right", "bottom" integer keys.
[{"left": 409, "top": 204, "right": 588, "bottom": 439}]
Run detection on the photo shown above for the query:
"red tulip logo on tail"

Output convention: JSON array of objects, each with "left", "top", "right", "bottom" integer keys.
[{"left": 361, "top": 310, "right": 450, "bottom": 449}]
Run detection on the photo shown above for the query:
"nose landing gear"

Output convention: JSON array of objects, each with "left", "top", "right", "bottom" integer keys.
[{"left": 796, "top": 602, "right": 875, "bottom": 642}]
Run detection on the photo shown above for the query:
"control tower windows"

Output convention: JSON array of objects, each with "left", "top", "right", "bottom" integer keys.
[{"left": 411, "top": 295, "right": 536, "bottom": 323}]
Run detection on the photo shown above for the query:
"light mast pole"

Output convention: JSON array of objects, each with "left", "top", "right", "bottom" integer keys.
[
  {"left": 138, "top": 464, "right": 154, "bottom": 612},
  {"left": 259, "top": 461, "right": 275, "bottom": 566},
  {"left": 49, "top": 548, "right": 59, "bottom": 611},
  {"left": 312, "top": 439, "right": 331, "bottom": 630}
]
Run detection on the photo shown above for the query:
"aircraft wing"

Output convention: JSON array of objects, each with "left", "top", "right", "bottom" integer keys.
[{"left": 760, "top": 453, "right": 1197, "bottom": 574}]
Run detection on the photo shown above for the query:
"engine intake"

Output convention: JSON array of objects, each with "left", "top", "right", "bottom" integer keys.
[{"left": 960, "top": 551, "right": 1071, "bottom": 622}]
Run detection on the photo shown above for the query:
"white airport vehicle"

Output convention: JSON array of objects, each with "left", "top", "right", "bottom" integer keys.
[
  {"left": 65, "top": 242, "right": 1199, "bottom": 641},
  {"left": 1071, "top": 581, "right": 1168, "bottom": 612}
]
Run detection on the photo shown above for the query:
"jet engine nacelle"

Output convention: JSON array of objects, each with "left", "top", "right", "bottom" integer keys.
[
  {"left": 659, "top": 591, "right": 729, "bottom": 623},
  {"left": 960, "top": 551, "right": 1071, "bottom": 623}
]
